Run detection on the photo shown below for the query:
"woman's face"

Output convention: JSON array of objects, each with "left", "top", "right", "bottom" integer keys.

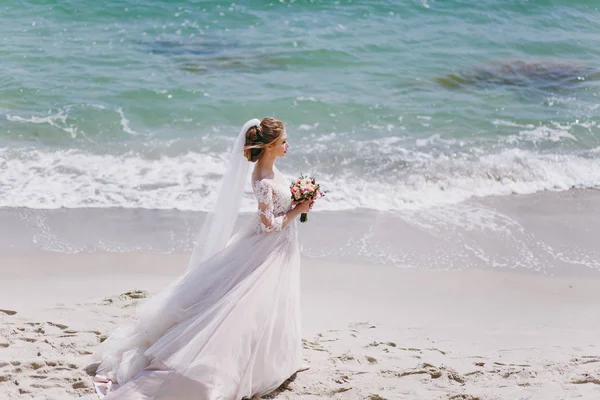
[{"left": 273, "top": 131, "right": 289, "bottom": 158}]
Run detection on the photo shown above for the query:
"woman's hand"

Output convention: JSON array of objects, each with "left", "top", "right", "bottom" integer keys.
[{"left": 295, "top": 200, "right": 313, "bottom": 214}]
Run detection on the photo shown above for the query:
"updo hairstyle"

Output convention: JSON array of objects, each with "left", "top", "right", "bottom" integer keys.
[{"left": 243, "top": 117, "right": 285, "bottom": 162}]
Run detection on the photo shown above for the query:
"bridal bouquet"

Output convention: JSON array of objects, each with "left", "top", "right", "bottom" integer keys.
[{"left": 291, "top": 174, "right": 325, "bottom": 223}]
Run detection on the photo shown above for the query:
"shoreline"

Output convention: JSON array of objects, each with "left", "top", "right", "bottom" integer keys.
[{"left": 2, "top": 187, "right": 600, "bottom": 277}]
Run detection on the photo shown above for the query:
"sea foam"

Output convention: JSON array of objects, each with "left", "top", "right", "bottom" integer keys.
[{"left": 1, "top": 147, "right": 599, "bottom": 212}]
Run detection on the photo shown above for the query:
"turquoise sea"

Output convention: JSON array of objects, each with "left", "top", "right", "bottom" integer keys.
[{"left": 1, "top": 0, "right": 600, "bottom": 212}]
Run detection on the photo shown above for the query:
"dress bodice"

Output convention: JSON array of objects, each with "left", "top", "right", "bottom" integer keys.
[
  {"left": 251, "top": 172, "right": 293, "bottom": 234},
  {"left": 252, "top": 180, "right": 292, "bottom": 215}
]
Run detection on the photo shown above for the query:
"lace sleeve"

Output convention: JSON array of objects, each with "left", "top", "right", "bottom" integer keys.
[{"left": 253, "top": 180, "right": 285, "bottom": 233}]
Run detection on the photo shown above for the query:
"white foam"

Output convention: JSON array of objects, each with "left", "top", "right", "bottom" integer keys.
[
  {"left": 117, "top": 108, "right": 143, "bottom": 136},
  {"left": 544, "top": 96, "right": 576, "bottom": 107},
  {"left": 502, "top": 122, "right": 581, "bottom": 145},
  {"left": 415, "top": 134, "right": 441, "bottom": 147},
  {"left": 1, "top": 147, "right": 600, "bottom": 212},
  {"left": 492, "top": 119, "right": 535, "bottom": 129},
  {"left": 314, "top": 148, "right": 600, "bottom": 212},
  {"left": 518, "top": 125, "right": 577, "bottom": 142},
  {"left": 295, "top": 96, "right": 318, "bottom": 102},
  {"left": 298, "top": 123, "right": 319, "bottom": 131},
  {"left": 7, "top": 105, "right": 144, "bottom": 139},
  {"left": 7, "top": 111, "right": 78, "bottom": 138},
  {"left": 0, "top": 149, "right": 228, "bottom": 211}
]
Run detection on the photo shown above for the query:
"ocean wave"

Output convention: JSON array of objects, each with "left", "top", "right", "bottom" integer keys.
[
  {"left": 1, "top": 147, "right": 599, "bottom": 212},
  {"left": 320, "top": 148, "right": 600, "bottom": 211},
  {"left": 4, "top": 104, "right": 147, "bottom": 143},
  {"left": 6, "top": 111, "right": 79, "bottom": 139}
]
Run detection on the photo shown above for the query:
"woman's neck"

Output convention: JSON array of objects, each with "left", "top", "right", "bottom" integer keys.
[
  {"left": 257, "top": 153, "right": 276, "bottom": 169},
  {"left": 255, "top": 154, "right": 276, "bottom": 178}
]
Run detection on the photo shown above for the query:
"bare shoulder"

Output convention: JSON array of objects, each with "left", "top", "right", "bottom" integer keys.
[{"left": 252, "top": 166, "right": 275, "bottom": 185}]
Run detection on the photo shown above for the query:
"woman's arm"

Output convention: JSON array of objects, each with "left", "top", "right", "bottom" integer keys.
[{"left": 254, "top": 180, "right": 311, "bottom": 234}]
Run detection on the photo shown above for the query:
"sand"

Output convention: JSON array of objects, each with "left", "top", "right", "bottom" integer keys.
[{"left": 1, "top": 253, "right": 599, "bottom": 399}]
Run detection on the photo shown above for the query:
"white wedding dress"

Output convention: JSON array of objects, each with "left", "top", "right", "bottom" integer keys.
[{"left": 92, "top": 170, "right": 302, "bottom": 400}]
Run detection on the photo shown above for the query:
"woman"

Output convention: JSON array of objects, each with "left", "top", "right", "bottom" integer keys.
[{"left": 92, "top": 117, "right": 313, "bottom": 399}]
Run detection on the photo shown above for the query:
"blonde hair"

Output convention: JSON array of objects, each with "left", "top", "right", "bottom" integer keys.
[{"left": 243, "top": 117, "right": 285, "bottom": 162}]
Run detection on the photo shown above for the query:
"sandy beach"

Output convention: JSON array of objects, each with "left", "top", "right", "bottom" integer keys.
[{"left": 1, "top": 252, "right": 599, "bottom": 400}]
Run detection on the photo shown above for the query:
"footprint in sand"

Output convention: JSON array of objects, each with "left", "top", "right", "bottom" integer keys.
[
  {"left": 0, "top": 309, "right": 113, "bottom": 398},
  {"left": 383, "top": 362, "right": 466, "bottom": 384},
  {"left": 571, "top": 375, "right": 600, "bottom": 385},
  {"left": 572, "top": 355, "right": 600, "bottom": 365},
  {"left": 3, "top": 359, "right": 94, "bottom": 396}
]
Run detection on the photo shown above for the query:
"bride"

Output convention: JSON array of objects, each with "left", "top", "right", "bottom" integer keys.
[{"left": 92, "top": 117, "right": 314, "bottom": 399}]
